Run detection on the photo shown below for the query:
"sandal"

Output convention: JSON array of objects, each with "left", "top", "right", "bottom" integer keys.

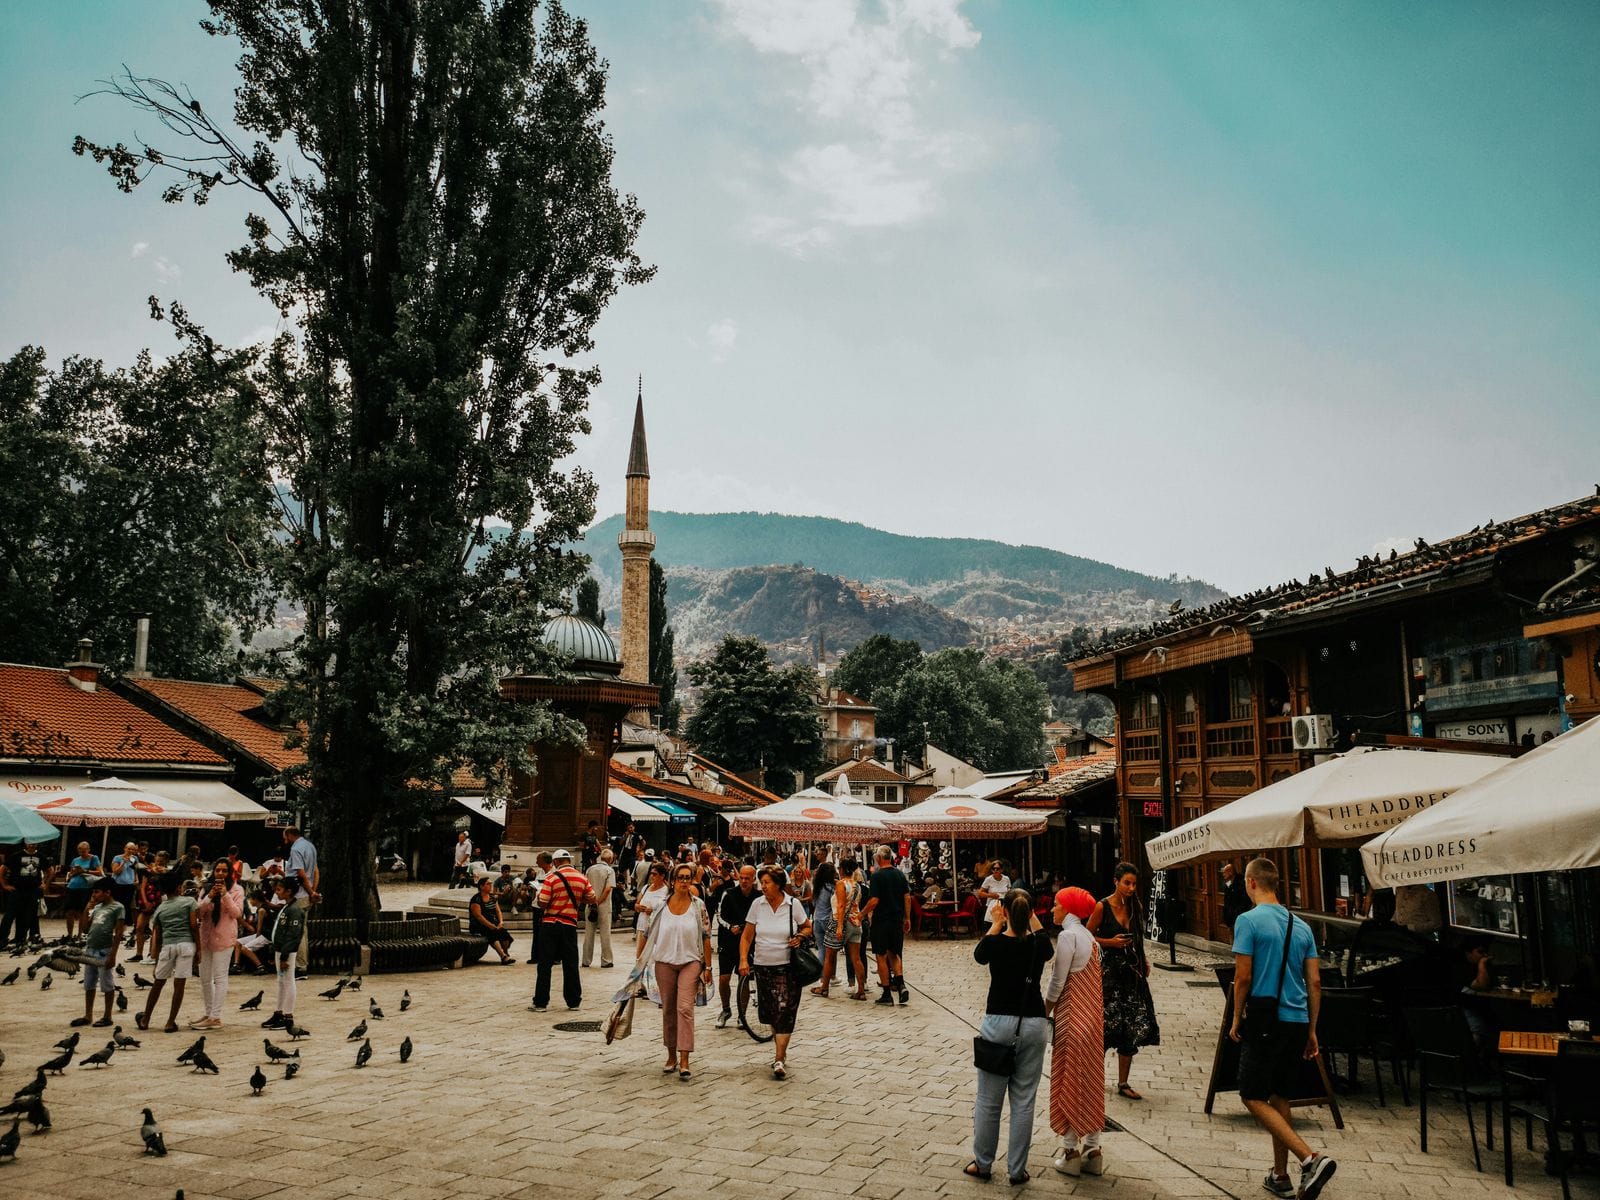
[
  {"left": 134, "top": 1012, "right": 149, "bottom": 1031},
  {"left": 678, "top": 1068, "right": 691, "bottom": 1081},
  {"left": 809, "top": 987, "right": 830, "bottom": 997},
  {"left": 848, "top": 991, "right": 867, "bottom": 1001},
  {"left": 164, "top": 1022, "right": 179, "bottom": 1033},
  {"left": 1116, "top": 1083, "right": 1143, "bottom": 1100},
  {"left": 963, "top": 1161, "right": 992, "bottom": 1181},
  {"left": 1008, "top": 1171, "right": 1031, "bottom": 1186}
]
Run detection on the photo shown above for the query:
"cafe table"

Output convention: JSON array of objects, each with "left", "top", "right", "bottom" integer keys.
[{"left": 1496, "top": 1030, "right": 1570, "bottom": 1186}]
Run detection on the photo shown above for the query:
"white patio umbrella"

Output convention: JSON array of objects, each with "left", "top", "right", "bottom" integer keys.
[
  {"left": 727, "top": 788, "right": 887, "bottom": 844},
  {"left": 1144, "top": 746, "right": 1506, "bottom": 870},
  {"left": 882, "top": 787, "right": 1047, "bottom": 898},
  {"left": 833, "top": 771, "right": 853, "bottom": 799},
  {"left": 21, "top": 777, "right": 227, "bottom": 831},
  {"left": 1362, "top": 717, "right": 1600, "bottom": 888}
]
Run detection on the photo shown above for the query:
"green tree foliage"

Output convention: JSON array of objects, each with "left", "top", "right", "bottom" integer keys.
[
  {"left": 76, "top": 0, "right": 651, "bottom": 918},
  {"left": 0, "top": 341, "right": 270, "bottom": 680},
  {"left": 575, "top": 576, "right": 604, "bottom": 627},
  {"left": 685, "top": 636, "right": 820, "bottom": 780},
  {"left": 831, "top": 634, "right": 923, "bottom": 703},
  {"left": 649, "top": 558, "right": 679, "bottom": 731},
  {"left": 878, "top": 648, "right": 1049, "bottom": 772},
  {"left": 1030, "top": 625, "right": 1129, "bottom": 735}
]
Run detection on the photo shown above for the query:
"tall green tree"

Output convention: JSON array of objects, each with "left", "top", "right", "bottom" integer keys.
[
  {"left": 685, "top": 636, "right": 820, "bottom": 782},
  {"left": 878, "top": 648, "right": 1049, "bottom": 771},
  {"left": 77, "top": 0, "right": 652, "bottom": 918},
  {"left": 574, "top": 575, "right": 604, "bottom": 627},
  {"left": 0, "top": 341, "right": 270, "bottom": 680},
  {"left": 831, "top": 633, "right": 922, "bottom": 703},
  {"left": 648, "top": 558, "right": 679, "bottom": 731}
]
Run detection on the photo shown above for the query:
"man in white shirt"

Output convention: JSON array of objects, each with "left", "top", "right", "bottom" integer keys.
[
  {"left": 450, "top": 831, "right": 473, "bottom": 888},
  {"left": 978, "top": 861, "right": 1012, "bottom": 923},
  {"left": 583, "top": 849, "right": 617, "bottom": 968}
]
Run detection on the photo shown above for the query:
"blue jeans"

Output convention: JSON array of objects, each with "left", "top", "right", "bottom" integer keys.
[{"left": 972, "top": 1014, "right": 1051, "bottom": 1180}]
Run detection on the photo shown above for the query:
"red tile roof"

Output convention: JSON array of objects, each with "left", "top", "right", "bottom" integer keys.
[
  {"left": 610, "top": 759, "right": 767, "bottom": 811},
  {"left": 1014, "top": 751, "right": 1118, "bottom": 807},
  {"left": 814, "top": 758, "right": 909, "bottom": 785},
  {"left": 122, "top": 677, "right": 305, "bottom": 773},
  {"left": 683, "top": 752, "right": 784, "bottom": 805},
  {"left": 0, "top": 663, "right": 228, "bottom": 768},
  {"left": 822, "top": 689, "right": 875, "bottom": 710}
]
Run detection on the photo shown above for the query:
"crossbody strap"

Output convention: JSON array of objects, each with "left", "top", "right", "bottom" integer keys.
[{"left": 1273, "top": 908, "right": 1296, "bottom": 1001}]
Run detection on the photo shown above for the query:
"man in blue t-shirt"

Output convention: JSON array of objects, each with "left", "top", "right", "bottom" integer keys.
[{"left": 1228, "top": 857, "right": 1337, "bottom": 1200}]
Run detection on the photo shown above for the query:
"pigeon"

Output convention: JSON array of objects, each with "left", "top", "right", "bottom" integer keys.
[
  {"left": 111, "top": 1025, "right": 141, "bottom": 1050},
  {"left": 347, "top": 976, "right": 362, "bottom": 992},
  {"left": 318, "top": 981, "right": 346, "bottom": 1001},
  {"left": 0, "top": 968, "right": 18, "bottom": 986},
  {"left": 25, "top": 964, "right": 36, "bottom": 982},
  {"left": 284, "top": 1020, "right": 309, "bottom": 1041},
  {"left": 79, "top": 1043, "right": 116, "bottom": 1068},
  {"left": 369, "top": 999, "right": 384, "bottom": 1020},
  {"left": 0, "top": 1116, "right": 19, "bottom": 1161},
  {"left": 262, "top": 1039, "right": 298, "bottom": 1063},
  {"left": 39, "top": 974, "right": 52, "bottom": 991},
  {"left": 347, "top": 1019, "right": 367, "bottom": 1041},
  {"left": 176, "top": 1035, "right": 206, "bottom": 1065},
  {"left": 282, "top": 1060, "right": 300, "bottom": 1080},
  {"left": 11, "top": 1071, "right": 46, "bottom": 1102},
  {"left": 39, "top": 1050, "right": 71, "bottom": 1076},
  {"left": 22, "top": 1098, "right": 48, "bottom": 1133},
  {"left": 52, "top": 1032, "right": 80, "bottom": 1054},
  {"left": 133, "top": 974, "right": 153, "bottom": 989},
  {"left": 189, "top": 1049, "right": 219, "bottom": 1075},
  {"left": 140, "top": 1107, "right": 167, "bottom": 1156},
  {"left": 249, "top": 1065, "right": 267, "bottom": 1095},
  {"left": 238, "top": 990, "right": 264, "bottom": 1011},
  {"left": 399, "top": 1036, "right": 413, "bottom": 1064},
  {"left": 399, "top": 990, "right": 411, "bottom": 1012},
  {"left": 354, "top": 1038, "right": 372, "bottom": 1069},
  {"left": 115, "top": 988, "right": 128, "bottom": 1012},
  {"left": 115, "top": 963, "right": 126, "bottom": 977}
]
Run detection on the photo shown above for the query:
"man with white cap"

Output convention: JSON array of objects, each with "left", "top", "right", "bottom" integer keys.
[{"left": 530, "top": 849, "right": 594, "bottom": 1011}]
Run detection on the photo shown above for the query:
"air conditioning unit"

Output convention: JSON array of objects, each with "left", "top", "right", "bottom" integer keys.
[{"left": 1291, "top": 714, "right": 1335, "bottom": 751}]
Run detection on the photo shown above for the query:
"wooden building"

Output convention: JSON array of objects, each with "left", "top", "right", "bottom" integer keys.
[{"left": 1070, "top": 493, "right": 1600, "bottom": 951}]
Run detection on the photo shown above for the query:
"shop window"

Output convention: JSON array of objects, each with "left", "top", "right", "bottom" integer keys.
[
  {"left": 1126, "top": 692, "right": 1161, "bottom": 731},
  {"left": 1124, "top": 732, "right": 1161, "bottom": 763},
  {"left": 1175, "top": 689, "right": 1197, "bottom": 727},
  {"left": 1449, "top": 876, "right": 1520, "bottom": 936},
  {"left": 1230, "top": 671, "right": 1254, "bottom": 722}
]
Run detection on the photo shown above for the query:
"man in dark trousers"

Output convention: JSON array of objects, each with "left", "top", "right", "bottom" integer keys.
[
  {"left": 530, "top": 849, "right": 594, "bottom": 1011},
  {"left": 713, "top": 864, "right": 759, "bottom": 1028},
  {"left": 1229, "top": 857, "right": 1337, "bottom": 1200},
  {"left": 858, "top": 846, "right": 912, "bottom": 1007},
  {"left": 1220, "top": 860, "right": 1249, "bottom": 934}
]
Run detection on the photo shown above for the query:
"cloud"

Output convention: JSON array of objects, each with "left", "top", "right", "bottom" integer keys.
[
  {"left": 152, "top": 256, "right": 181, "bottom": 282},
  {"left": 713, "top": 0, "right": 983, "bottom": 252},
  {"left": 130, "top": 241, "right": 149, "bottom": 259},
  {"left": 705, "top": 318, "right": 739, "bottom": 363},
  {"left": 1370, "top": 535, "right": 1412, "bottom": 559}
]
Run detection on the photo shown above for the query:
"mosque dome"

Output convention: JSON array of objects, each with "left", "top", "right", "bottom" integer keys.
[{"left": 541, "top": 614, "right": 621, "bottom": 676}]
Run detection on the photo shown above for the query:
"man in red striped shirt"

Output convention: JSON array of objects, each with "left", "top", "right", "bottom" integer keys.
[{"left": 531, "top": 849, "right": 594, "bottom": 1011}]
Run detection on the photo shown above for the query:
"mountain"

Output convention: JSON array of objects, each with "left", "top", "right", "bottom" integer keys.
[{"left": 578, "top": 512, "right": 1227, "bottom": 658}]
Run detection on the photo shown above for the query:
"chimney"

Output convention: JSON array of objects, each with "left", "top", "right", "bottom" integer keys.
[
  {"left": 131, "top": 615, "right": 152, "bottom": 678},
  {"left": 65, "top": 638, "right": 101, "bottom": 692}
]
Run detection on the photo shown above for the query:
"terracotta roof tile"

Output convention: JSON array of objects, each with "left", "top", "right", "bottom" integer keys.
[
  {"left": 0, "top": 664, "right": 228, "bottom": 768},
  {"left": 123, "top": 677, "right": 304, "bottom": 773},
  {"left": 814, "top": 758, "right": 910, "bottom": 785},
  {"left": 1016, "top": 752, "right": 1118, "bottom": 804},
  {"left": 609, "top": 760, "right": 766, "bottom": 810}
]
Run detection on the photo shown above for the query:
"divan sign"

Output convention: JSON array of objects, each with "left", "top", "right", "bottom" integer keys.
[{"left": 1312, "top": 790, "right": 1450, "bottom": 837}]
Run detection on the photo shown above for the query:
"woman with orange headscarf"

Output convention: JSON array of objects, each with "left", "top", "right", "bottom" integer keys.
[{"left": 1045, "top": 886, "right": 1106, "bottom": 1178}]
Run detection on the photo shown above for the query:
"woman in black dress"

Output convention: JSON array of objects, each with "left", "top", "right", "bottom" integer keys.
[{"left": 1086, "top": 862, "right": 1160, "bottom": 1099}]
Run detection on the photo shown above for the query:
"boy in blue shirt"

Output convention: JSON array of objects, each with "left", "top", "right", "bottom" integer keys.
[{"left": 1229, "top": 858, "right": 1336, "bottom": 1200}]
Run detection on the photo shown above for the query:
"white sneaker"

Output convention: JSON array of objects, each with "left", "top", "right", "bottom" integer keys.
[
  {"left": 772, "top": 1060, "right": 786, "bottom": 1080},
  {"left": 715, "top": 1009, "right": 731, "bottom": 1029},
  {"left": 1052, "top": 1144, "right": 1082, "bottom": 1176}
]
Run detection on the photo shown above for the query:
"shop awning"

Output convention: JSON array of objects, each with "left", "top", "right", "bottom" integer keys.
[
  {"left": 608, "top": 789, "right": 668, "bottom": 823},
  {"left": 643, "top": 797, "right": 696, "bottom": 824},
  {"left": 452, "top": 794, "right": 506, "bottom": 826},
  {"left": 141, "top": 777, "right": 269, "bottom": 822}
]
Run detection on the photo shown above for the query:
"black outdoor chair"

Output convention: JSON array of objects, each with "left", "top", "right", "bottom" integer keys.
[
  {"left": 1405, "top": 1005, "right": 1503, "bottom": 1172},
  {"left": 1505, "top": 1039, "right": 1600, "bottom": 1197},
  {"left": 1317, "top": 986, "right": 1386, "bottom": 1106}
]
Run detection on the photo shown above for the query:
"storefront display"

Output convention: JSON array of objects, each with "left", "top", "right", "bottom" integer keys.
[{"left": 1448, "top": 874, "right": 1520, "bottom": 936}]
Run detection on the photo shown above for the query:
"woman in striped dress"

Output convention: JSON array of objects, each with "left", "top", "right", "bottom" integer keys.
[{"left": 1046, "top": 886, "right": 1107, "bottom": 1177}]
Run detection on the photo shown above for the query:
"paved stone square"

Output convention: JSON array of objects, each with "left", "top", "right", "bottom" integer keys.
[{"left": 0, "top": 896, "right": 1574, "bottom": 1200}]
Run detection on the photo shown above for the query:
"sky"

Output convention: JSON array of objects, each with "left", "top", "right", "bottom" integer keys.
[{"left": 2, "top": 0, "right": 1597, "bottom": 594}]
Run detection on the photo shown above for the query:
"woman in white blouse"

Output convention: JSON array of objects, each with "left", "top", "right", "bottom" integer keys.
[
  {"left": 738, "top": 866, "right": 813, "bottom": 1080},
  {"left": 651, "top": 865, "right": 713, "bottom": 1080},
  {"left": 634, "top": 861, "right": 671, "bottom": 956}
]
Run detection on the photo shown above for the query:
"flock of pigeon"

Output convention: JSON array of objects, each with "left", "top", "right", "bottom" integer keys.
[
  {"left": 1075, "top": 491, "right": 1600, "bottom": 661},
  {"left": 0, "top": 940, "right": 418, "bottom": 1171}
]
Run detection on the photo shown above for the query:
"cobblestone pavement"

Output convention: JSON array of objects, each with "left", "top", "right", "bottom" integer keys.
[{"left": 0, "top": 897, "right": 1574, "bottom": 1200}]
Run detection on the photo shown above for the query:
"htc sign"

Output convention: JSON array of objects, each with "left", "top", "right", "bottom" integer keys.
[{"left": 1432, "top": 717, "right": 1509, "bottom": 743}]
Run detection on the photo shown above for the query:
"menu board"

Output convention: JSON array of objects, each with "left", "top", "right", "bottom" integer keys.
[{"left": 1448, "top": 874, "right": 1520, "bottom": 936}]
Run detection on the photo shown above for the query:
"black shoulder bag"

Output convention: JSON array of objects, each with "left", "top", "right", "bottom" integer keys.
[
  {"left": 973, "top": 936, "right": 1038, "bottom": 1077},
  {"left": 789, "top": 900, "right": 823, "bottom": 987},
  {"left": 1242, "top": 908, "right": 1298, "bottom": 1044}
]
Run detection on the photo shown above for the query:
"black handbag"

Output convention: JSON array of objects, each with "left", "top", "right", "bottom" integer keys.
[
  {"left": 1242, "top": 908, "right": 1298, "bottom": 1042},
  {"left": 972, "top": 937, "right": 1036, "bottom": 1077},
  {"left": 789, "top": 902, "right": 823, "bottom": 987}
]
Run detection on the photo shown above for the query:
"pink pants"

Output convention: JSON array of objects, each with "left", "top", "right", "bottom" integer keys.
[{"left": 655, "top": 959, "right": 700, "bottom": 1054}]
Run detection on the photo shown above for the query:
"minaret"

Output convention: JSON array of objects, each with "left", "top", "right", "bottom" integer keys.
[{"left": 618, "top": 379, "right": 655, "bottom": 720}]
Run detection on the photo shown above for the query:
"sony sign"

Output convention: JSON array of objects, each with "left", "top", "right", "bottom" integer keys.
[{"left": 1432, "top": 717, "right": 1509, "bottom": 743}]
